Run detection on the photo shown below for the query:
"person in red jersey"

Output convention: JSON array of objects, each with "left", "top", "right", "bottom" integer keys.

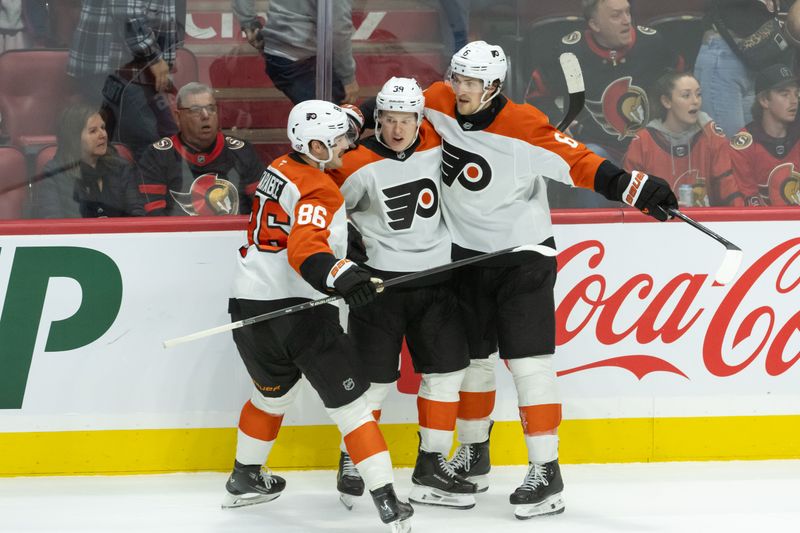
[{"left": 624, "top": 71, "right": 742, "bottom": 207}]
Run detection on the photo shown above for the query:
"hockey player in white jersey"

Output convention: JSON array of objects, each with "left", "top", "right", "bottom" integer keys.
[
  {"left": 225, "top": 100, "right": 413, "bottom": 532},
  {"left": 329, "top": 77, "right": 478, "bottom": 510},
  {"left": 422, "top": 41, "right": 679, "bottom": 520}
]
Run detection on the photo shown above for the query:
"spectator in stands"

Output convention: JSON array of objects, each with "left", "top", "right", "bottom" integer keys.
[
  {"left": 137, "top": 82, "right": 264, "bottom": 216},
  {"left": 695, "top": 0, "right": 798, "bottom": 138},
  {"left": 31, "top": 104, "right": 144, "bottom": 218},
  {"left": 233, "top": 0, "right": 359, "bottom": 104},
  {"left": 527, "top": 0, "right": 683, "bottom": 207},
  {"left": 67, "top": 0, "right": 182, "bottom": 160},
  {"left": 624, "top": 71, "right": 742, "bottom": 207},
  {"left": 730, "top": 63, "right": 800, "bottom": 206}
]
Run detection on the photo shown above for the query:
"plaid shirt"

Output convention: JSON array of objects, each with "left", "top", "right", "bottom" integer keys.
[{"left": 67, "top": 0, "right": 179, "bottom": 78}]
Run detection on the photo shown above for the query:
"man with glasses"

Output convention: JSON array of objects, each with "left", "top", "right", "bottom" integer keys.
[{"left": 137, "top": 82, "right": 264, "bottom": 216}]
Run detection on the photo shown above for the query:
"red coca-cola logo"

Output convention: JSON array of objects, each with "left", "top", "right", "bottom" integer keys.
[{"left": 395, "top": 238, "right": 800, "bottom": 395}]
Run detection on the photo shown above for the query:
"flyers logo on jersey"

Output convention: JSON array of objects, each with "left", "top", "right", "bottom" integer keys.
[
  {"left": 762, "top": 162, "right": 800, "bottom": 206},
  {"left": 382, "top": 178, "right": 438, "bottom": 230},
  {"left": 170, "top": 173, "right": 240, "bottom": 215},
  {"left": 586, "top": 77, "right": 649, "bottom": 140},
  {"left": 441, "top": 139, "right": 492, "bottom": 191}
]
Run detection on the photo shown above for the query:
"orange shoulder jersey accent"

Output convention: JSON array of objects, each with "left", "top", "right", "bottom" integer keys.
[
  {"left": 486, "top": 99, "right": 605, "bottom": 190},
  {"left": 417, "top": 119, "right": 442, "bottom": 151},
  {"left": 270, "top": 156, "right": 345, "bottom": 275},
  {"left": 329, "top": 144, "right": 384, "bottom": 187},
  {"left": 423, "top": 81, "right": 456, "bottom": 117}
]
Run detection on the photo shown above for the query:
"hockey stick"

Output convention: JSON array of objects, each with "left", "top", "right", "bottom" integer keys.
[
  {"left": 163, "top": 244, "right": 558, "bottom": 348},
  {"left": 663, "top": 207, "right": 743, "bottom": 285},
  {"left": 556, "top": 52, "right": 585, "bottom": 132}
]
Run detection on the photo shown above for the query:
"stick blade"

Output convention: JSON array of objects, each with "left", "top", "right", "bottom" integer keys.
[
  {"left": 559, "top": 53, "right": 584, "bottom": 93},
  {"left": 512, "top": 244, "right": 558, "bottom": 257},
  {"left": 714, "top": 249, "right": 744, "bottom": 285}
]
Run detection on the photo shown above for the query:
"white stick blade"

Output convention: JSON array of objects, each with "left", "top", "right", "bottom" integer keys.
[
  {"left": 163, "top": 320, "right": 241, "bottom": 348},
  {"left": 714, "top": 249, "right": 743, "bottom": 285},
  {"left": 559, "top": 53, "right": 584, "bottom": 93},
  {"left": 512, "top": 244, "right": 558, "bottom": 257}
]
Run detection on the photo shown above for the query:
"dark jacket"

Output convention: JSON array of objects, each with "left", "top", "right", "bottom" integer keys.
[{"left": 32, "top": 154, "right": 145, "bottom": 218}]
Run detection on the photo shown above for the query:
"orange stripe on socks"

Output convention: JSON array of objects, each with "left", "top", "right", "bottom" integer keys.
[
  {"left": 519, "top": 403, "right": 562, "bottom": 435},
  {"left": 238, "top": 400, "right": 284, "bottom": 441},
  {"left": 458, "top": 390, "right": 496, "bottom": 420},
  {"left": 343, "top": 421, "right": 388, "bottom": 464},
  {"left": 417, "top": 396, "right": 459, "bottom": 431}
]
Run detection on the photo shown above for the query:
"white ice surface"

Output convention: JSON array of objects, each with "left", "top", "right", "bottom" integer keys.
[{"left": 1, "top": 461, "right": 798, "bottom": 533}]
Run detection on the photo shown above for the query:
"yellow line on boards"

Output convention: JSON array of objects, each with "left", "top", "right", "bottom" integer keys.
[{"left": 1, "top": 416, "right": 799, "bottom": 476}]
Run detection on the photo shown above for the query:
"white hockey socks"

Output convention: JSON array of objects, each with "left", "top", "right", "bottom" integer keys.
[
  {"left": 417, "top": 369, "right": 465, "bottom": 455},
  {"left": 339, "top": 382, "right": 390, "bottom": 453},
  {"left": 508, "top": 355, "right": 562, "bottom": 463},
  {"left": 235, "top": 384, "right": 300, "bottom": 466},
  {"left": 328, "top": 395, "right": 393, "bottom": 491},
  {"left": 457, "top": 353, "right": 498, "bottom": 444}
]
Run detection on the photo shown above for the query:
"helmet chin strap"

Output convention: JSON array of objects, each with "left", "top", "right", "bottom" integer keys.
[{"left": 306, "top": 142, "right": 334, "bottom": 169}]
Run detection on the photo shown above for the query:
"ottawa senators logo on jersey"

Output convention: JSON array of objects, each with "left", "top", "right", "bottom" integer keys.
[
  {"left": 586, "top": 77, "right": 649, "bottom": 141},
  {"left": 170, "top": 173, "right": 240, "bottom": 215},
  {"left": 441, "top": 139, "right": 492, "bottom": 191},
  {"left": 762, "top": 162, "right": 800, "bottom": 206},
  {"left": 731, "top": 132, "right": 753, "bottom": 150},
  {"left": 382, "top": 178, "right": 438, "bottom": 230}
]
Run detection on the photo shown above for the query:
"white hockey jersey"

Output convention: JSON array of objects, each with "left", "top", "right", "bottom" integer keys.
[
  {"left": 231, "top": 153, "right": 348, "bottom": 301},
  {"left": 423, "top": 82, "right": 605, "bottom": 255},
  {"left": 330, "top": 120, "right": 451, "bottom": 273}
]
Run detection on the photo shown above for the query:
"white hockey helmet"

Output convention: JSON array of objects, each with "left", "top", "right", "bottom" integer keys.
[
  {"left": 287, "top": 100, "right": 349, "bottom": 166},
  {"left": 375, "top": 77, "right": 425, "bottom": 150},
  {"left": 448, "top": 40, "right": 507, "bottom": 104}
]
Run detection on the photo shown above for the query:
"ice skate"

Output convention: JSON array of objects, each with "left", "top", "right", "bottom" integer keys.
[
  {"left": 448, "top": 420, "right": 493, "bottom": 492},
  {"left": 509, "top": 459, "right": 565, "bottom": 519},
  {"left": 371, "top": 483, "right": 414, "bottom": 532},
  {"left": 336, "top": 451, "right": 364, "bottom": 510},
  {"left": 222, "top": 460, "right": 286, "bottom": 509},
  {"left": 409, "top": 441, "right": 477, "bottom": 509}
]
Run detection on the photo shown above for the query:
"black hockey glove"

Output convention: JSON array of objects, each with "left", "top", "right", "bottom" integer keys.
[
  {"left": 618, "top": 171, "right": 678, "bottom": 222},
  {"left": 346, "top": 221, "right": 368, "bottom": 263},
  {"left": 329, "top": 260, "right": 380, "bottom": 307}
]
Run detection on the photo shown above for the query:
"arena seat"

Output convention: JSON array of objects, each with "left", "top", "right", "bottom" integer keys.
[
  {"left": 0, "top": 146, "right": 28, "bottom": 219},
  {"left": 0, "top": 49, "right": 78, "bottom": 151}
]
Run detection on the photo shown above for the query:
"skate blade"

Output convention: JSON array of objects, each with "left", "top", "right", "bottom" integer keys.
[
  {"left": 221, "top": 491, "right": 281, "bottom": 509},
  {"left": 388, "top": 517, "right": 412, "bottom": 533},
  {"left": 466, "top": 474, "right": 489, "bottom": 493},
  {"left": 408, "top": 485, "right": 476, "bottom": 510},
  {"left": 513, "top": 493, "right": 565, "bottom": 520},
  {"left": 339, "top": 492, "right": 358, "bottom": 511}
]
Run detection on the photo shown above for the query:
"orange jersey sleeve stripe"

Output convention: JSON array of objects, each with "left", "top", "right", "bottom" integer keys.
[
  {"left": 519, "top": 403, "right": 562, "bottom": 435},
  {"left": 238, "top": 400, "right": 284, "bottom": 441},
  {"left": 417, "top": 396, "right": 459, "bottom": 431},
  {"left": 457, "top": 390, "right": 496, "bottom": 420},
  {"left": 343, "top": 420, "right": 388, "bottom": 464}
]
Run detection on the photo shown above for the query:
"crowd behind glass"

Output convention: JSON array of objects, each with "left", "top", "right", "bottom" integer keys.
[{"left": 0, "top": 0, "right": 798, "bottom": 222}]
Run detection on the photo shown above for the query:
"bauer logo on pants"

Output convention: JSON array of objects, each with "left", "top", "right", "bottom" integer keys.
[
  {"left": 441, "top": 139, "right": 492, "bottom": 191},
  {"left": 381, "top": 178, "right": 439, "bottom": 230}
]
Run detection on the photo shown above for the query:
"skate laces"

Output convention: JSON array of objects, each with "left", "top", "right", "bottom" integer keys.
[
  {"left": 259, "top": 467, "right": 277, "bottom": 490},
  {"left": 437, "top": 453, "right": 459, "bottom": 478},
  {"left": 342, "top": 453, "right": 361, "bottom": 479},
  {"left": 449, "top": 443, "right": 474, "bottom": 472},
  {"left": 520, "top": 463, "right": 548, "bottom": 491}
]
